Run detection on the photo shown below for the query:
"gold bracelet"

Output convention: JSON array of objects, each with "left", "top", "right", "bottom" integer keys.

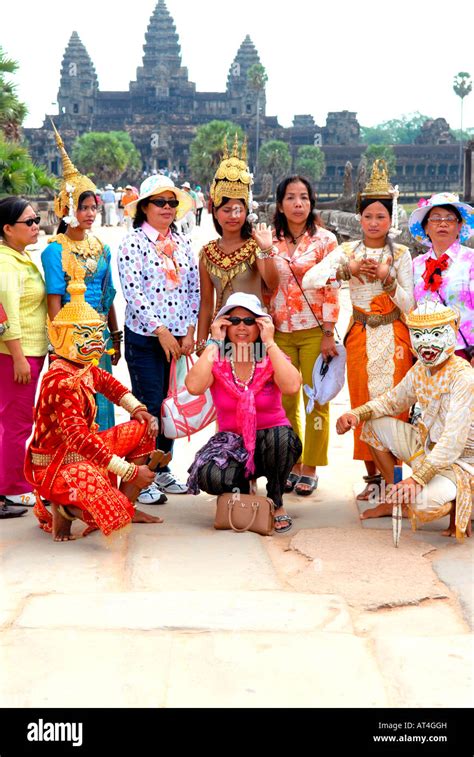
[
  {"left": 352, "top": 404, "right": 373, "bottom": 422},
  {"left": 120, "top": 393, "right": 147, "bottom": 415},
  {"left": 412, "top": 459, "right": 437, "bottom": 486},
  {"left": 122, "top": 463, "right": 138, "bottom": 483}
]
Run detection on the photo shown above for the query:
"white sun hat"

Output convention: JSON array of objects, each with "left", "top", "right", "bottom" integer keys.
[{"left": 125, "top": 175, "right": 194, "bottom": 220}]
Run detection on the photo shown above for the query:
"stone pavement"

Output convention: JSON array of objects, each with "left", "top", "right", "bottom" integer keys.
[{"left": 1, "top": 214, "right": 472, "bottom": 709}]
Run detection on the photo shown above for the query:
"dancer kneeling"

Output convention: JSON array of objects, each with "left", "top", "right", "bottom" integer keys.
[
  {"left": 25, "top": 258, "right": 164, "bottom": 542},
  {"left": 186, "top": 293, "right": 302, "bottom": 533},
  {"left": 336, "top": 302, "right": 473, "bottom": 540}
]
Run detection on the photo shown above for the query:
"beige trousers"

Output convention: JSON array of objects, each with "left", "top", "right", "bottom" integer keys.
[{"left": 364, "top": 418, "right": 457, "bottom": 514}]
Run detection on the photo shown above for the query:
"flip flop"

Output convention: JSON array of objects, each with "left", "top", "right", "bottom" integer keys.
[
  {"left": 284, "top": 472, "right": 300, "bottom": 493},
  {"left": 274, "top": 514, "right": 293, "bottom": 534},
  {"left": 295, "top": 475, "right": 319, "bottom": 497}
]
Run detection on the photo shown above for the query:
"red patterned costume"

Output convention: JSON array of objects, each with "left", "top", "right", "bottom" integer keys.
[{"left": 25, "top": 358, "right": 155, "bottom": 537}]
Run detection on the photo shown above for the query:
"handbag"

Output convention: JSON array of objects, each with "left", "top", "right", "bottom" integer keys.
[
  {"left": 161, "top": 355, "right": 216, "bottom": 439},
  {"left": 304, "top": 344, "right": 347, "bottom": 409},
  {"left": 214, "top": 492, "right": 275, "bottom": 536}
]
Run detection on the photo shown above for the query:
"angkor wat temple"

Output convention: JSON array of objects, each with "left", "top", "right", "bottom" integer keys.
[{"left": 24, "top": 0, "right": 462, "bottom": 196}]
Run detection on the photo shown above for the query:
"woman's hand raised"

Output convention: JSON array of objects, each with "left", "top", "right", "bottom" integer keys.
[
  {"left": 256, "top": 317, "right": 275, "bottom": 346},
  {"left": 210, "top": 317, "right": 231, "bottom": 342},
  {"left": 252, "top": 222, "right": 273, "bottom": 252}
]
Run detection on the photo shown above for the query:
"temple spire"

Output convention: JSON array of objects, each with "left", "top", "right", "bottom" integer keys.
[{"left": 141, "top": 0, "right": 182, "bottom": 76}]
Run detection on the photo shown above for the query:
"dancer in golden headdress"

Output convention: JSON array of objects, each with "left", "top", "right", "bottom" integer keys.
[
  {"left": 195, "top": 135, "right": 279, "bottom": 353},
  {"left": 25, "top": 257, "right": 164, "bottom": 542},
  {"left": 336, "top": 301, "right": 473, "bottom": 540},
  {"left": 41, "top": 122, "right": 121, "bottom": 431},
  {"left": 303, "top": 160, "right": 415, "bottom": 506}
]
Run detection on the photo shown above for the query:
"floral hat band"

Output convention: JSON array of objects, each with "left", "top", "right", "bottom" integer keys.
[{"left": 408, "top": 192, "right": 474, "bottom": 246}]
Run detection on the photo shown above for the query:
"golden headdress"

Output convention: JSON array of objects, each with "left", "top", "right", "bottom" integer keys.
[
  {"left": 403, "top": 300, "right": 460, "bottom": 331},
  {"left": 210, "top": 134, "right": 252, "bottom": 208},
  {"left": 51, "top": 121, "right": 97, "bottom": 226},
  {"left": 48, "top": 253, "right": 109, "bottom": 366},
  {"left": 357, "top": 158, "right": 400, "bottom": 231}
]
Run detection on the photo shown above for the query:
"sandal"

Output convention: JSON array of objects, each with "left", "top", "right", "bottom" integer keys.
[
  {"left": 274, "top": 514, "right": 293, "bottom": 534},
  {"left": 295, "top": 475, "right": 319, "bottom": 497},
  {"left": 284, "top": 472, "right": 300, "bottom": 493}
]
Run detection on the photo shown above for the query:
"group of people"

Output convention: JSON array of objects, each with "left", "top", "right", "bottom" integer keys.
[{"left": 0, "top": 126, "right": 472, "bottom": 544}]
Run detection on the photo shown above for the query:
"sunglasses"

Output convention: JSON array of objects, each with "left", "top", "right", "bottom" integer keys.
[
  {"left": 227, "top": 316, "right": 257, "bottom": 326},
  {"left": 148, "top": 198, "right": 180, "bottom": 209},
  {"left": 15, "top": 216, "right": 41, "bottom": 227}
]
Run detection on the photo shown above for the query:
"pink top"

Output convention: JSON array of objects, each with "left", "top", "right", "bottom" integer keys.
[{"left": 211, "top": 359, "right": 290, "bottom": 436}]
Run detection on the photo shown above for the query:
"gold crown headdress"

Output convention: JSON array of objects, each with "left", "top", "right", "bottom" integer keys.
[
  {"left": 48, "top": 253, "right": 111, "bottom": 366},
  {"left": 403, "top": 300, "right": 460, "bottom": 330},
  {"left": 51, "top": 120, "right": 97, "bottom": 227},
  {"left": 357, "top": 159, "right": 400, "bottom": 231},
  {"left": 210, "top": 134, "right": 252, "bottom": 209}
]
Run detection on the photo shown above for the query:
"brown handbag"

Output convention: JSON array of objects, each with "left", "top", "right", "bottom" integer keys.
[{"left": 214, "top": 492, "right": 275, "bottom": 536}]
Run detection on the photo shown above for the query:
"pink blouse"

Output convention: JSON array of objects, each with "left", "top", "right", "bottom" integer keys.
[{"left": 210, "top": 359, "right": 290, "bottom": 434}]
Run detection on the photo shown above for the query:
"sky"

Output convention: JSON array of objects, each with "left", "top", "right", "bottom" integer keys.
[{"left": 4, "top": 0, "right": 474, "bottom": 132}]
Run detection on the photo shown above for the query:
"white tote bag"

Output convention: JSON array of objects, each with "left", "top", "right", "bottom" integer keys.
[{"left": 161, "top": 356, "right": 216, "bottom": 440}]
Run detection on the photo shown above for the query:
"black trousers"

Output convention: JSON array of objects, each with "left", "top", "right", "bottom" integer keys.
[{"left": 197, "top": 426, "right": 302, "bottom": 509}]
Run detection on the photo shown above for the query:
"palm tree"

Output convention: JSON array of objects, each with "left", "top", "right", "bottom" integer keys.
[
  {"left": 0, "top": 138, "right": 56, "bottom": 197},
  {"left": 0, "top": 47, "right": 27, "bottom": 141},
  {"left": 453, "top": 72, "right": 472, "bottom": 193},
  {"left": 247, "top": 64, "right": 268, "bottom": 176}
]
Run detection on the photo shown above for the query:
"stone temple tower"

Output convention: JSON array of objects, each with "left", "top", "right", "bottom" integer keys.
[
  {"left": 226, "top": 35, "right": 266, "bottom": 120},
  {"left": 130, "top": 0, "right": 195, "bottom": 110},
  {"left": 57, "top": 31, "right": 98, "bottom": 122}
]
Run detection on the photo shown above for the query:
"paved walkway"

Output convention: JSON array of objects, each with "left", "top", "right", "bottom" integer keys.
[{"left": 1, "top": 215, "right": 472, "bottom": 708}]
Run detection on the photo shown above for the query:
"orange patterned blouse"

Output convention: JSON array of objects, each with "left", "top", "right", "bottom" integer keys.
[{"left": 268, "top": 229, "right": 340, "bottom": 333}]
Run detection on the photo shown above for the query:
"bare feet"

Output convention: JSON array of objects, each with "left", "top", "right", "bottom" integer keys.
[
  {"left": 360, "top": 503, "right": 409, "bottom": 520},
  {"left": 51, "top": 504, "right": 76, "bottom": 542},
  {"left": 356, "top": 483, "right": 379, "bottom": 501},
  {"left": 442, "top": 511, "right": 471, "bottom": 538},
  {"left": 132, "top": 509, "right": 164, "bottom": 525}
]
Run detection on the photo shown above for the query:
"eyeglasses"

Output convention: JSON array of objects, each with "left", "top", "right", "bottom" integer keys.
[
  {"left": 14, "top": 216, "right": 41, "bottom": 227},
  {"left": 227, "top": 316, "right": 257, "bottom": 326},
  {"left": 427, "top": 215, "right": 459, "bottom": 225},
  {"left": 148, "top": 198, "right": 180, "bottom": 209}
]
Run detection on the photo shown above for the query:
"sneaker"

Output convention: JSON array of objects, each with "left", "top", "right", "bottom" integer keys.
[
  {"left": 136, "top": 483, "right": 168, "bottom": 506},
  {"left": 3, "top": 492, "right": 36, "bottom": 507},
  {"left": 154, "top": 472, "right": 188, "bottom": 495}
]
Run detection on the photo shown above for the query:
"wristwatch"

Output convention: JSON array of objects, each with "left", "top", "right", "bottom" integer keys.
[{"left": 323, "top": 329, "right": 334, "bottom": 337}]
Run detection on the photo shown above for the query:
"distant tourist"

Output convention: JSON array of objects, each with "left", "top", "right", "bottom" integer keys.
[
  {"left": 122, "top": 185, "right": 139, "bottom": 231},
  {"left": 195, "top": 185, "right": 205, "bottom": 226},
  {"left": 42, "top": 125, "right": 120, "bottom": 431},
  {"left": 302, "top": 161, "right": 414, "bottom": 510},
  {"left": 267, "top": 175, "right": 339, "bottom": 497},
  {"left": 0, "top": 197, "right": 48, "bottom": 518},
  {"left": 117, "top": 175, "right": 199, "bottom": 502},
  {"left": 115, "top": 186, "right": 125, "bottom": 225},
  {"left": 180, "top": 182, "right": 197, "bottom": 235},
  {"left": 195, "top": 137, "right": 279, "bottom": 354},
  {"left": 101, "top": 184, "right": 116, "bottom": 226},
  {"left": 409, "top": 192, "right": 474, "bottom": 366}
]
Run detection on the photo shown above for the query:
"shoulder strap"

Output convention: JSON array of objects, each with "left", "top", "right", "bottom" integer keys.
[{"left": 283, "top": 257, "right": 340, "bottom": 339}]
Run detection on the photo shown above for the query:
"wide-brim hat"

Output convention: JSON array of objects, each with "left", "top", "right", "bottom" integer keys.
[
  {"left": 408, "top": 192, "right": 474, "bottom": 246},
  {"left": 105, "top": 184, "right": 114, "bottom": 190},
  {"left": 215, "top": 293, "right": 271, "bottom": 321},
  {"left": 125, "top": 175, "right": 194, "bottom": 221}
]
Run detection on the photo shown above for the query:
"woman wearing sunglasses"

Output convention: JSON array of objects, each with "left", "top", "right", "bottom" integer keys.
[
  {"left": 0, "top": 197, "right": 48, "bottom": 519},
  {"left": 118, "top": 175, "right": 199, "bottom": 500},
  {"left": 186, "top": 293, "right": 302, "bottom": 533},
  {"left": 42, "top": 125, "right": 119, "bottom": 432},
  {"left": 409, "top": 193, "right": 474, "bottom": 366}
]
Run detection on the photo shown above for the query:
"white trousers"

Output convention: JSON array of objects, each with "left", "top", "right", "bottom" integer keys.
[{"left": 364, "top": 418, "right": 457, "bottom": 514}]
